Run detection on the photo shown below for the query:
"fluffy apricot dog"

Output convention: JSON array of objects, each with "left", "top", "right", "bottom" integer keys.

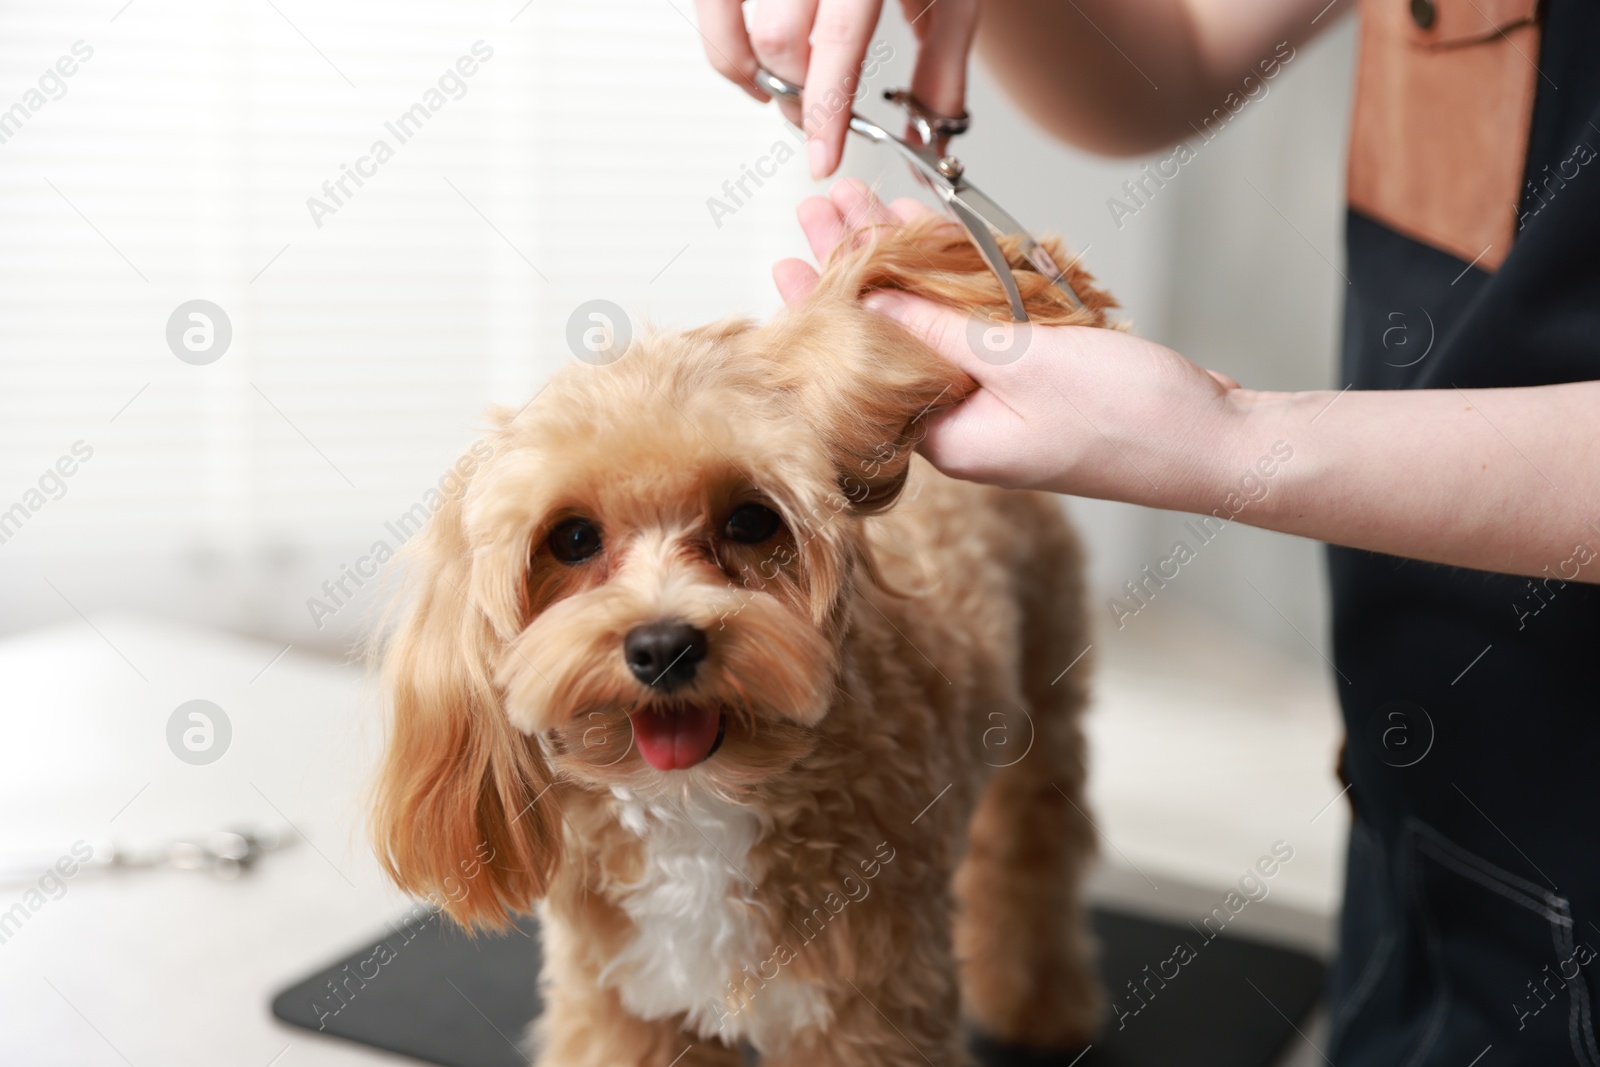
[{"left": 373, "top": 216, "right": 1115, "bottom": 1065}]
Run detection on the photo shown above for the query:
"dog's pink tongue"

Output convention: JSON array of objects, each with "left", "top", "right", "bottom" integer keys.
[{"left": 630, "top": 707, "right": 721, "bottom": 771}]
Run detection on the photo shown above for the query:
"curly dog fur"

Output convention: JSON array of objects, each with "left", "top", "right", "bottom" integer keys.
[{"left": 373, "top": 217, "right": 1115, "bottom": 1064}]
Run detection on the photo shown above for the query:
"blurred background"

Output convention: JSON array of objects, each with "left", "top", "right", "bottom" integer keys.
[{"left": 1, "top": 1, "right": 1354, "bottom": 1063}]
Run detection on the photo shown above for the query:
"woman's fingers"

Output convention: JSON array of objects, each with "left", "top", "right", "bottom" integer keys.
[
  {"left": 748, "top": 0, "right": 821, "bottom": 127},
  {"left": 697, "top": 1, "right": 978, "bottom": 176},
  {"left": 797, "top": 184, "right": 943, "bottom": 271},
  {"left": 827, "top": 178, "right": 900, "bottom": 234},
  {"left": 773, "top": 257, "right": 821, "bottom": 304},
  {"left": 915, "top": 389, "right": 1023, "bottom": 484},
  {"left": 788, "top": 183, "right": 949, "bottom": 303},
  {"left": 790, "top": 181, "right": 934, "bottom": 302},
  {"left": 693, "top": 0, "right": 771, "bottom": 102},
  {"left": 886, "top": 196, "right": 939, "bottom": 224},
  {"left": 797, "top": 195, "right": 849, "bottom": 263},
  {"left": 903, "top": 0, "right": 977, "bottom": 119},
  {"left": 800, "top": 0, "right": 884, "bottom": 177}
]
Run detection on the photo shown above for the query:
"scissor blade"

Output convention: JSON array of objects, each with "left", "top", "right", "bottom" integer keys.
[
  {"left": 948, "top": 182, "right": 1029, "bottom": 238},
  {"left": 946, "top": 198, "right": 1029, "bottom": 323},
  {"left": 951, "top": 183, "right": 1086, "bottom": 310}
]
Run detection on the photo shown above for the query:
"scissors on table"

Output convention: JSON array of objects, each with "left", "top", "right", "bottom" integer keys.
[{"left": 753, "top": 68, "right": 1086, "bottom": 322}]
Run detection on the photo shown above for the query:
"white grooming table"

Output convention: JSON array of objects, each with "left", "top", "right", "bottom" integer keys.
[{"left": 0, "top": 612, "right": 1344, "bottom": 1065}]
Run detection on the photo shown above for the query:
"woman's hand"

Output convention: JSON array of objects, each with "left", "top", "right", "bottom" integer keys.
[
  {"left": 774, "top": 182, "right": 1250, "bottom": 512},
  {"left": 776, "top": 183, "right": 1600, "bottom": 581},
  {"left": 692, "top": 0, "right": 978, "bottom": 178}
]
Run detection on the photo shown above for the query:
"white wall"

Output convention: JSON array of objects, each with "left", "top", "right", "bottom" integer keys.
[
  {"left": 0, "top": 0, "right": 808, "bottom": 654},
  {"left": 0, "top": 2, "right": 1357, "bottom": 670}
]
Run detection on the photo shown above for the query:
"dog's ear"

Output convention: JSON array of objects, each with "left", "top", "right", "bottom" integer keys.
[
  {"left": 371, "top": 485, "right": 561, "bottom": 930},
  {"left": 755, "top": 295, "right": 972, "bottom": 512},
  {"left": 833, "top": 214, "right": 1114, "bottom": 330},
  {"left": 758, "top": 215, "right": 1112, "bottom": 511}
]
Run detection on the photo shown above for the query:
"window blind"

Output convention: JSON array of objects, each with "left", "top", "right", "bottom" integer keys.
[{"left": 0, "top": 0, "right": 807, "bottom": 641}]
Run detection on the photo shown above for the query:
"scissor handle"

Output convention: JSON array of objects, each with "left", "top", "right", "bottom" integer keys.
[
  {"left": 752, "top": 69, "right": 938, "bottom": 170},
  {"left": 751, "top": 67, "right": 1093, "bottom": 322},
  {"left": 752, "top": 68, "right": 801, "bottom": 101},
  {"left": 881, "top": 89, "right": 970, "bottom": 146}
]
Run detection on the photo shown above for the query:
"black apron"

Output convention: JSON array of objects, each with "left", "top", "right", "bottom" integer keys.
[{"left": 1329, "top": 0, "right": 1600, "bottom": 1061}]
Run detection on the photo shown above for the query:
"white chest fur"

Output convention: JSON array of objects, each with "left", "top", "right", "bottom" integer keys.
[{"left": 600, "top": 785, "right": 829, "bottom": 1050}]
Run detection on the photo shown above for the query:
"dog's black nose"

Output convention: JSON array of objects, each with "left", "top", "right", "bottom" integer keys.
[{"left": 624, "top": 621, "right": 707, "bottom": 690}]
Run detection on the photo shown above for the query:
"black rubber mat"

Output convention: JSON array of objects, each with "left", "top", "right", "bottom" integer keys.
[{"left": 272, "top": 906, "right": 1323, "bottom": 1066}]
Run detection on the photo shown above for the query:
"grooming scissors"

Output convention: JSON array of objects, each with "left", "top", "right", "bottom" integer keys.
[{"left": 753, "top": 68, "right": 1086, "bottom": 322}]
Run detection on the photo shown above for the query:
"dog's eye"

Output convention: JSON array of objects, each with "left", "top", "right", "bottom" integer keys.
[
  {"left": 723, "top": 503, "right": 782, "bottom": 544},
  {"left": 548, "top": 518, "right": 602, "bottom": 563}
]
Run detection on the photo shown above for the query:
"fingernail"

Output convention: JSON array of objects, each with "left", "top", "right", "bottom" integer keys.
[
  {"left": 864, "top": 292, "right": 907, "bottom": 321},
  {"left": 807, "top": 139, "right": 828, "bottom": 180}
]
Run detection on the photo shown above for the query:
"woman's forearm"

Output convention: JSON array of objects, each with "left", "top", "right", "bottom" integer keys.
[
  {"left": 973, "top": 0, "right": 1351, "bottom": 156},
  {"left": 973, "top": 0, "right": 1207, "bottom": 156},
  {"left": 1212, "top": 382, "right": 1600, "bottom": 580}
]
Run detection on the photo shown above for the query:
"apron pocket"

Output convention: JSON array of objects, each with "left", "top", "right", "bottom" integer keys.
[{"left": 1404, "top": 817, "right": 1600, "bottom": 1066}]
